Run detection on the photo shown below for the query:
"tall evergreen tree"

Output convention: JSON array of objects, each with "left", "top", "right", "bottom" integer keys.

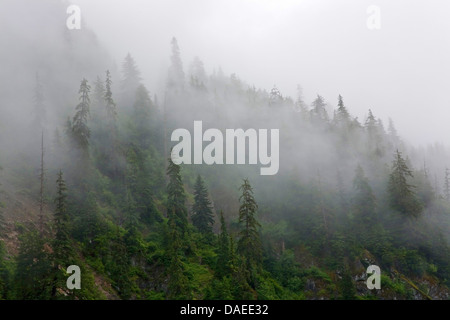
[
  {"left": 166, "top": 158, "right": 188, "bottom": 238},
  {"left": 104, "top": 70, "right": 117, "bottom": 120},
  {"left": 51, "top": 170, "right": 77, "bottom": 299},
  {"left": 167, "top": 220, "right": 189, "bottom": 299},
  {"left": 167, "top": 37, "right": 185, "bottom": 90},
  {"left": 237, "top": 179, "right": 262, "bottom": 280},
  {"left": 121, "top": 53, "right": 142, "bottom": 101},
  {"left": 388, "top": 150, "right": 423, "bottom": 218},
  {"left": 32, "top": 72, "right": 46, "bottom": 131},
  {"left": 72, "top": 78, "right": 91, "bottom": 154},
  {"left": 216, "top": 211, "right": 231, "bottom": 279},
  {"left": 92, "top": 76, "right": 105, "bottom": 110},
  {"left": 311, "top": 95, "right": 329, "bottom": 122},
  {"left": 191, "top": 175, "right": 214, "bottom": 235},
  {"left": 53, "top": 170, "right": 72, "bottom": 264},
  {"left": 336, "top": 94, "right": 350, "bottom": 123}
]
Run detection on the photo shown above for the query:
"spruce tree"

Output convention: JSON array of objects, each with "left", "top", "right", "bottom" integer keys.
[
  {"left": 237, "top": 179, "right": 262, "bottom": 280},
  {"left": 388, "top": 150, "right": 423, "bottom": 218},
  {"left": 191, "top": 175, "right": 214, "bottom": 235}
]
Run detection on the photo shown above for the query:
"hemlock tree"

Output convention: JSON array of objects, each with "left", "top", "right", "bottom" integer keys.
[
  {"left": 191, "top": 175, "right": 214, "bottom": 235},
  {"left": 237, "top": 179, "right": 262, "bottom": 280},
  {"left": 72, "top": 78, "right": 91, "bottom": 155},
  {"left": 388, "top": 150, "right": 423, "bottom": 218}
]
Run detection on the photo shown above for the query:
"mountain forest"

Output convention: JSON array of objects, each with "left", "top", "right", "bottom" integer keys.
[{"left": 0, "top": 0, "right": 450, "bottom": 300}]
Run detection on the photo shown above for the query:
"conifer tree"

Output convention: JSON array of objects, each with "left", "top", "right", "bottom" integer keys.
[
  {"left": 32, "top": 73, "right": 46, "bottom": 131},
  {"left": 311, "top": 95, "right": 328, "bottom": 122},
  {"left": 167, "top": 220, "right": 189, "bottom": 299},
  {"left": 51, "top": 170, "right": 77, "bottom": 299},
  {"left": 92, "top": 76, "right": 105, "bottom": 109},
  {"left": 336, "top": 94, "right": 350, "bottom": 123},
  {"left": 216, "top": 211, "right": 231, "bottom": 279},
  {"left": 388, "top": 150, "right": 423, "bottom": 218},
  {"left": 167, "top": 37, "right": 185, "bottom": 90},
  {"left": 237, "top": 179, "right": 262, "bottom": 279},
  {"left": 104, "top": 70, "right": 117, "bottom": 120},
  {"left": 191, "top": 175, "right": 214, "bottom": 235},
  {"left": 72, "top": 78, "right": 91, "bottom": 154},
  {"left": 121, "top": 53, "right": 142, "bottom": 100},
  {"left": 166, "top": 158, "right": 188, "bottom": 238},
  {"left": 53, "top": 170, "right": 72, "bottom": 264}
]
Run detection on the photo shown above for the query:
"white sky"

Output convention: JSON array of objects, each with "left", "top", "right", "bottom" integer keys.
[{"left": 72, "top": 0, "right": 450, "bottom": 146}]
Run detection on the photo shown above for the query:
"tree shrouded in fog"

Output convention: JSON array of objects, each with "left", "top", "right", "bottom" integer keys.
[
  {"left": 71, "top": 78, "right": 91, "bottom": 154},
  {"left": 311, "top": 94, "right": 329, "bottom": 122},
  {"left": 2, "top": 0, "right": 450, "bottom": 301},
  {"left": 167, "top": 37, "right": 185, "bottom": 91},
  {"left": 335, "top": 94, "right": 350, "bottom": 124},
  {"left": 121, "top": 53, "right": 142, "bottom": 104},
  {"left": 388, "top": 150, "right": 423, "bottom": 218},
  {"left": 104, "top": 70, "right": 117, "bottom": 120},
  {"left": 32, "top": 73, "right": 46, "bottom": 131}
]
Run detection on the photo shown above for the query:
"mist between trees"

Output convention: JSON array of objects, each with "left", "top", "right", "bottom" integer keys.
[{"left": 0, "top": 0, "right": 449, "bottom": 300}]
